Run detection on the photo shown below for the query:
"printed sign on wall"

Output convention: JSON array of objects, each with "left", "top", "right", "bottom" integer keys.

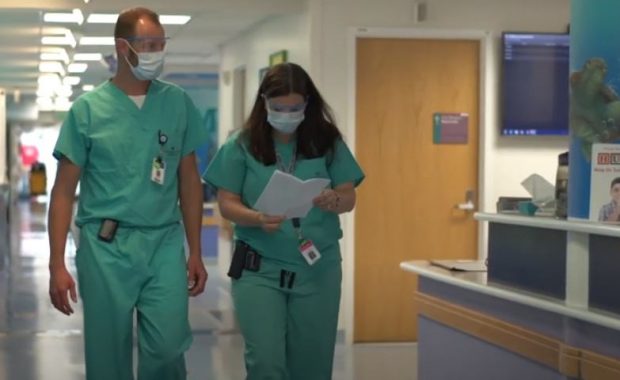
[{"left": 433, "top": 112, "right": 469, "bottom": 144}]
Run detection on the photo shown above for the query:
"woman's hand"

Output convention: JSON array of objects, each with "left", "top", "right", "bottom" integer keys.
[
  {"left": 257, "top": 213, "right": 286, "bottom": 233},
  {"left": 313, "top": 189, "right": 341, "bottom": 212}
]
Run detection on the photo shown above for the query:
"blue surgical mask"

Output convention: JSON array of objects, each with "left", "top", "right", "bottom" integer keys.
[
  {"left": 124, "top": 44, "right": 165, "bottom": 81},
  {"left": 267, "top": 109, "right": 305, "bottom": 134}
]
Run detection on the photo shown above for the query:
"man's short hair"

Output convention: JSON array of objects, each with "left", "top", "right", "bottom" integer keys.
[{"left": 114, "top": 7, "right": 160, "bottom": 39}]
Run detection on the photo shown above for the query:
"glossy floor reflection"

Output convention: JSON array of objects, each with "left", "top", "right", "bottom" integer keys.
[{"left": 0, "top": 199, "right": 417, "bottom": 380}]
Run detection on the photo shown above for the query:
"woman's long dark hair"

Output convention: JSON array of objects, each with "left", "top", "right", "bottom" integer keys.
[{"left": 239, "top": 63, "right": 341, "bottom": 165}]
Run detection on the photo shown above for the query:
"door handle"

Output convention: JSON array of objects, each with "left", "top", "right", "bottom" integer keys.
[{"left": 455, "top": 190, "right": 476, "bottom": 212}]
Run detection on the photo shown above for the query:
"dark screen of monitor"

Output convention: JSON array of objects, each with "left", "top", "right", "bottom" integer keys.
[{"left": 501, "top": 33, "right": 569, "bottom": 136}]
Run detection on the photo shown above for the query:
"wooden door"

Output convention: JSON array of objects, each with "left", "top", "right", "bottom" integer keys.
[{"left": 354, "top": 37, "right": 480, "bottom": 342}]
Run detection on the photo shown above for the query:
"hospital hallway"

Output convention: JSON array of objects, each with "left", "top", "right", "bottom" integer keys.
[{"left": 0, "top": 198, "right": 416, "bottom": 380}]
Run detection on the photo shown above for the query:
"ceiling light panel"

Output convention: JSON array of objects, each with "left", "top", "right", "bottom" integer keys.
[
  {"left": 43, "top": 9, "right": 84, "bottom": 25},
  {"left": 79, "top": 37, "right": 115, "bottom": 46},
  {"left": 68, "top": 63, "right": 88, "bottom": 73},
  {"left": 39, "top": 61, "right": 65, "bottom": 75},
  {"left": 73, "top": 53, "right": 103, "bottom": 61},
  {"left": 40, "top": 49, "right": 70, "bottom": 64},
  {"left": 160, "top": 15, "right": 191, "bottom": 25},
  {"left": 86, "top": 14, "right": 117, "bottom": 23},
  {"left": 41, "top": 29, "right": 76, "bottom": 48},
  {"left": 87, "top": 13, "right": 190, "bottom": 25},
  {"left": 63, "top": 76, "right": 81, "bottom": 86}
]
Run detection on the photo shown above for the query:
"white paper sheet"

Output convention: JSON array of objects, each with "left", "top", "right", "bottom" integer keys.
[
  {"left": 253, "top": 170, "right": 330, "bottom": 219},
  {"left": 521, "top": 173, "right": 555, "bottom": 206}
]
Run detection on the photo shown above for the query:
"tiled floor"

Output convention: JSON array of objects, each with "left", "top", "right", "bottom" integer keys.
[{"left": 0, "top": 199, "right": 417, "bottom": 380}]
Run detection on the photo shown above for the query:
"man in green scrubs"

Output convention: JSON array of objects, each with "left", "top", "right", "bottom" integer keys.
[
  {"left": 205, "top": 63, "right": 365, "bottom": 379},
  {"left": 47, "top": 7, "right": 207, "bottom": 380}
]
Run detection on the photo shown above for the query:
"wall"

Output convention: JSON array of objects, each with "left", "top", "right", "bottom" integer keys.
[
  {"left": 218, "top": 8, "right": 314, "bottom": 144},
  {"left": 318, "top": 0, "right": 570, "bottom": 211},
  {"left": 315, "top": 0, "right": 570, "bottom": 343}
]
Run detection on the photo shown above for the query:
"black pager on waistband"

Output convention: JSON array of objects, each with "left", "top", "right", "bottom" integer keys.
[
  {"left": 97, "top": 219, "right": 119, "bottom": 243},
  {"left": 228, "top": 241, "right": 261, "bottom": 279}
]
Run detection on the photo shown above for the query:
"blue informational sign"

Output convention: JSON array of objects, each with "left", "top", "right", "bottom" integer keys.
[{"left": 568, "top": 0, "right": 620, "bottom": 218}]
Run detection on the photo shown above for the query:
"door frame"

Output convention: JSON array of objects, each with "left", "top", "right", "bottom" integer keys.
[{"left": 343, "top": 27, "right": 492, "bottom": 344}]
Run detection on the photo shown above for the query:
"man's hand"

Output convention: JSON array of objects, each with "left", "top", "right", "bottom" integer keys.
[
  {"left": 49, "top": 266, "right": 78, "bottom": 316},
  {"left": 187, "top": 254, "right": 208, "bottom": 297}
]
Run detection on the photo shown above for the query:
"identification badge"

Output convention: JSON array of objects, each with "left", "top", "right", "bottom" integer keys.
[
  {"left": 299, "top": 239, "right": 321, "bottom": 265},
  {"left": 151, "top": 157, "right": 166, "bottom": 185}
]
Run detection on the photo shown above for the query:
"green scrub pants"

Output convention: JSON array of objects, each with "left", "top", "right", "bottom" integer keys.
[
  {"left": 76, "top": 222, "right": 192, "bottom": 380},
  {"left": 232, "top": 246, "right": 342, "bottom": 380}
]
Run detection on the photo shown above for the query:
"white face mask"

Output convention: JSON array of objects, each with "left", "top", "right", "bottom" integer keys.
[
  {"left": 267, "top": 109, "right": 305, "bottom": 134},
  {"left": 124, "top": 44, "right": 165, "bottom": 81}
]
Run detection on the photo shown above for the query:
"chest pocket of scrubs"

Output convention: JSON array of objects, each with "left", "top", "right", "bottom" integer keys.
[
  {"left": 296, "top": 157, "right": 330, "bottom": 184},
  {"left": 89, "top": 127, "right": 135, "bottom": 175}
]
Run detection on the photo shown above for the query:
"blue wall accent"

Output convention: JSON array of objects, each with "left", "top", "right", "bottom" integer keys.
[{"left": 568, "top": 0, "right": 620, "bottom": 218}]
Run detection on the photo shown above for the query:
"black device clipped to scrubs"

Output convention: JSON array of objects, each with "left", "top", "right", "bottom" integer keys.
[
  {"left": 98, "top": 219, "right": 119, "bottom": 243},
  {"left": 158, "top": 130, "right": 168, "bottom": 145},
  {"left": 228, "top": 241, "right": 262, "bottom": 279}
]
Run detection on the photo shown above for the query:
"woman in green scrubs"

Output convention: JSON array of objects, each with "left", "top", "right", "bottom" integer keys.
[{"left": 205, "top": 62, "right": 364, "bottom": 380}]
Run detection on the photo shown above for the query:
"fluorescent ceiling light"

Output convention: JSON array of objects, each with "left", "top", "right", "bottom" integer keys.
[
  {"left": 73, "top": 53, "right": 103, "bottom": 61},
  {"left": 86, "top": 13, "right": 117, "bottom": 23},
  {"left": 41, "top": 29, "right": 76, "bottom": 48},
  {"left": 87, "top": 13, "right": 190, "bottom": 25},
  {"left": 55, "top": 97, "right": 73, "bottom": 112},
  {"left": 82, "top": 84, "right": 95, "bottom": 91},
  {"left": 40, "top": 49, "right": 70, "bottom": 64},
  {"left": 41, "top": 36, "right": 72, "bottom": 46},
  {"left": 38, "top": 74, "right": 62, "bottom": 87},
  {"left": 39, "top": 61, "right": 66, "bottom": 76},
  {"left": 56, "top": 85, "right": 73, "bottom": 98},
  {"left": 63, "top": 76, "right": 81, "bottom": 86},
  {"left": 160, "top": 15, "right": 191, "bottom": 25},
  {"left": 36, "top": 88, "right": 55, "bottom": 97},
  {"left": 37, "top": 74, "right": 62, "bottom": 98},
  {"left": 68, "top": 63, "right": 88, "bottom": 73},
  {"left": 37, "top": 97, "right": 54, "bottom": 110},
  {"left": 43, "top": 9, "right": 84, "bottom": 25},
  {"left": 79, "top": 37, "right": 115, "bottom": 46}
]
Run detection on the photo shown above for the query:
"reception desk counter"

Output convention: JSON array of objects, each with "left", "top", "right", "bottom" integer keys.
[{"left": 400, "top": 213, "right": 620, "bottom": 380}]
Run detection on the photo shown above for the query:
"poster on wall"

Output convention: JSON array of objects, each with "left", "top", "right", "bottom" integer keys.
[
  {"left": 568, "top": 0, "right": 620, "bottom": 219},
  {"left": 589, "top": 144, "right": 620, "bottom": 222}
]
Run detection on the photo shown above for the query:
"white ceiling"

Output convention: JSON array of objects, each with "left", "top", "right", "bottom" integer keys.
[{"left": 0, "top": 0, "right": 304, "bottom": 99}]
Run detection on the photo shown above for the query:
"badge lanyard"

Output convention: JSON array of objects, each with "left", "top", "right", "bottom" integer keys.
[
  {"left": 275, "top": 146, "right": 321, "bottom": 265},
  {"left": 275, "top": 146, "right": 299, "bottom": 228},
  {"left": 151, "top": 130, "right": 168, "bottom": 185}
]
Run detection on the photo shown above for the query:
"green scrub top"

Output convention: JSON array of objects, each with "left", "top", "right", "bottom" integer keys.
[
  {"left": 53, "top": 79, "right": 208, "bottom": 228},
  {"left": 204, "top": 132, "right": 364, "bottom": 268}
]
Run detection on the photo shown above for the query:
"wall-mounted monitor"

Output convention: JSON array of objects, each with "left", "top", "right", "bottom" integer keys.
[{"left": 501, "top": 32, "right": 570, "bottom": 136}]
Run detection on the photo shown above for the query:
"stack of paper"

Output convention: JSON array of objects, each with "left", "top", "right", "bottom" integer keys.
[{"left": 253, "top": 170, "right": 330, "bottom": 219}]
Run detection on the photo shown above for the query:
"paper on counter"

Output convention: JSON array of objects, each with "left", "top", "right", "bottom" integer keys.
[
  {"left": 430, "top": 260, "right": 487, "bottom": 272},
  {"left": 253, "top": 170, "right": 330, "bottom": 219},
  {"left": 521, "top": 173, "right": 555, "bottom": 206}
]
